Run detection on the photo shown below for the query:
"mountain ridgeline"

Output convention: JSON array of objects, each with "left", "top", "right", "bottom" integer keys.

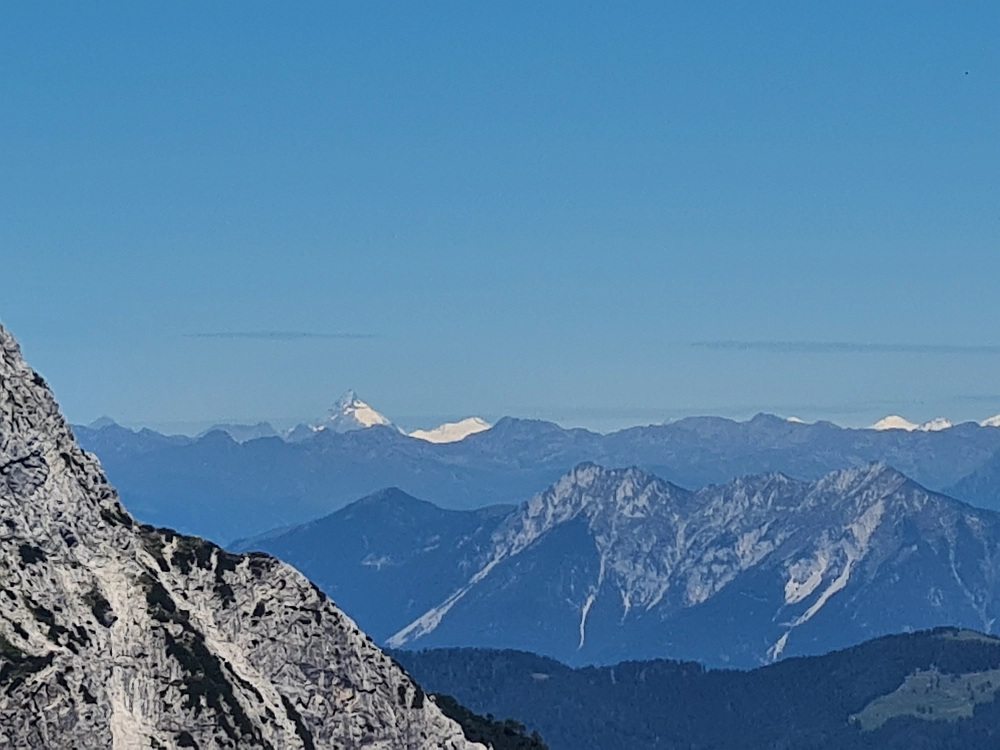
[
  {"left": 237, "top": 464, "right": 1000, "bottom": 668},
  {"left": 76, "top": 412, "right": 1000, "bottom": 543},
  {"left": 0, "top": 324, "right": 490, "bottom": 747}
]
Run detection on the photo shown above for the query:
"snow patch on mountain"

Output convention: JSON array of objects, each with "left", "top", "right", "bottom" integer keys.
[
  {"left": 579, "top": 593, "right": 597, "bottom": 649},
  {"left": 410, "top": 418, "right": 492, "bottom": 444},
  {"left": 981, "top": 414, "right": 1000, "bottom": 428},
  {"left": 871, "top": 415, "right": 953, "bottom": 432},
  {"left": 871, "top": 415, "right": 921, "bottom": 431},
  {"left": 922, "top": 417, "right": 954, "bottom": 431}
]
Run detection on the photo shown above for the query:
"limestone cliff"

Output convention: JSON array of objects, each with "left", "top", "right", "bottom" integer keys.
[{"left": 0, "top": 323, "right": 483, "bottom": 749}]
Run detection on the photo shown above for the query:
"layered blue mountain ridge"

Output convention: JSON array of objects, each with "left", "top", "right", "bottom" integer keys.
[
  {"left": 76, "top": 413, "right": 1000, "bottom": 543},
  {"left": 234, "top": 462, "right": 1000, "bottom": 669}
]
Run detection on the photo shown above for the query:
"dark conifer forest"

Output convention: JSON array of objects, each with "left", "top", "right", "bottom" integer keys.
[{"left": 395, "top": 629, "right": 1000, "bottom": 750}]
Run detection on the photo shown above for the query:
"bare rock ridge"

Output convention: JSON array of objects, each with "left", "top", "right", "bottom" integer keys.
[
  {"left": 0, "top": 323, "right": 483, "bottom": 749},
  {"left": 375, "top": 461, "right": 1000, "bottom": 667}
]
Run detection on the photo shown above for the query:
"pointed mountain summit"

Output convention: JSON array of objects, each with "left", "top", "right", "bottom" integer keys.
[
  {"left": 0, "top": 324, "right": 482, "bottom": 749},
  {"left": 322, "top": 390, "right": 395, "bottom": 432},
  {"left": 287, "top": 390, "right": 396, "bottom": 442}
]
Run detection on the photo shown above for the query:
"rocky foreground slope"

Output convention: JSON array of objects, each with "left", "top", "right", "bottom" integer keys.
[{"left": 0, "top": 323, "right": 483, "bottom": 748}]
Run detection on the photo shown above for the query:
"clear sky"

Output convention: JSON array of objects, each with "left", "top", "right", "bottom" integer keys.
[{"left": 2, "top": 2, "right": 998, "bottom": 433}]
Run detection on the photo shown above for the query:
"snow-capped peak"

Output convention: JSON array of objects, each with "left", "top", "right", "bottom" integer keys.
[
  {"left": 317, "top": 390, "right": 394, "bottom": 433},
  {"left": 786, "top": 416, "right": 807, "bottom": 424},
  {"left": 870, "top": 415, "right": 952, "bottom": 432},
  {"left": 870, "top": 415, "right": 920, "bottom": 431},
  {"left": 409, "top": 417, "right": 492, "bottom": 444},
  {"left": 921, "top": 417, "right": 953, "bottom": 432},
  {"left": 981, "top": 414, "right": 1000, "bottom": 428}
]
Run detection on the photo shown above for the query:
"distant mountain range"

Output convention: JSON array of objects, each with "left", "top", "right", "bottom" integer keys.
[
  {"left": 395, "top": 628, "right": 1000, "bottom": 750},
  {"left": 198, "top": 390, "right": 493, "bottom": 445},
  {"left": 75, "top": 405, "right": 1000, "bottom": 543},
  {"left": 235, "top": 463, "right": 1000, "bottom": 669}
]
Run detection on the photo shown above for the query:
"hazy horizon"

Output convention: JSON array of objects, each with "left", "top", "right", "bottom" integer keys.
[
  {"left": 5, "top": 2, "right": 998, "bottom": 433},
  {"left": 73, "top": 394, "right": 1000, "bottom": 438}
]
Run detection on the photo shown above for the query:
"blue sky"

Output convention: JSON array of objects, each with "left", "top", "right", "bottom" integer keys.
[{"left": 2, "top": 2, "right": 998, "bottom": 432}]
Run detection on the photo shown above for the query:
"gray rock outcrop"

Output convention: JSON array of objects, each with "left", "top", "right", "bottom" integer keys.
[{"left": 0, "top": 322, "right": 483, "bottom": 749}]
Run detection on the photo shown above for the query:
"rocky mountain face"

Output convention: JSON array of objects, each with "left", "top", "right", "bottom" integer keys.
[
  {"left": 242, "top": 463, "right": 1000, "bottom": 668},
  {"left": 76, "top": 413, "right": 1000, "bottom": 544},
  {"left": 0, "top": 324, "right": 483, "bottom": 749}
]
